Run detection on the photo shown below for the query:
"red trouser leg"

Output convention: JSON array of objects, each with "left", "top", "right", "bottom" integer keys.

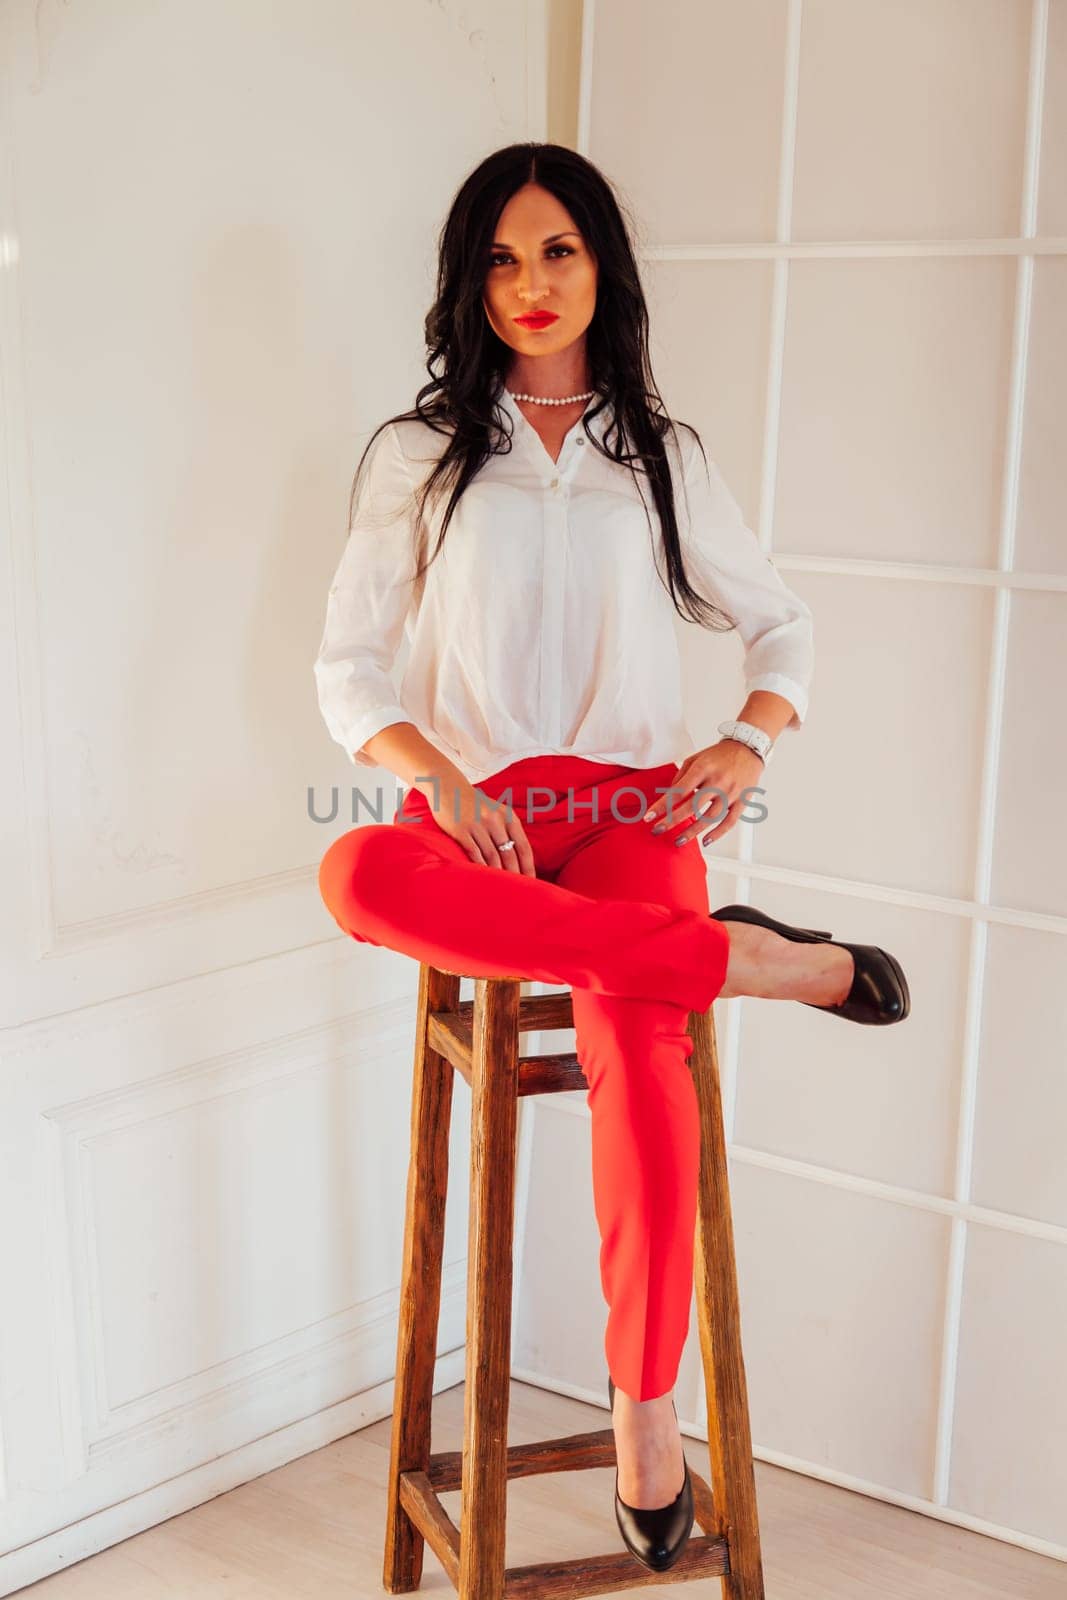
[
  {"left": 316, "top": 757, "right": 732, "bottom": 1401},
  {"left": 551, "top": 816, "right": 710, "bottom": 1402},
  {"left": 317, "top": 816, "right": 727, "bottom": 1014}
]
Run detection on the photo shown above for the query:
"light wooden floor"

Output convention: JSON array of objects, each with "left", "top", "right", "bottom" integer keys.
[{"left": 19, "top": 1381, "right": 1064, "bottom": 1599}]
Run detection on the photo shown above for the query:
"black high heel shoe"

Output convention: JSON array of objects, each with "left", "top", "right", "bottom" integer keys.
[
  {"left": 710, "top": 903, "right": 910, "bottom": 1025},
  {"left": 608, "top": 1375, "right": 694, "bottom": 1572}
]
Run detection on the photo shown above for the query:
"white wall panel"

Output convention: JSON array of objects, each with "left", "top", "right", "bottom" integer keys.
[
  {"left": 971, "top": 921, "right": 1067, "bottom": 1227},
  {"left": 776, "top": 258, "right": 1017, "bottom": 569},
  {"left": 791, "top": 0, "right": 1032, "bottom": 241},
  {"left": 1016, "top": 258, "right": 1067, "bottom": 571},
  {"left": 754, "top": 569, "right": 994, "bottom": 900},
  {"left": 585, "top": 1, "right": 789, "bottom": 246},
  {"left": 731, "top": 1160, "right": 951, "bottom": 1498},
  {"left": 733, "top": 881, "right": 970, "bottom": 1200},
  {"left": 950, "top": 1225, "right": 1067, "bottom": 1542},
  {"left": 989, "top": 590, "right": 1067, "bottom": 916},
  {"left": 647, "top": 259, "right": 777, "bottom": 524},
  {"left": 1038, "top": 0, "right": 1067, "bottom": 231}
]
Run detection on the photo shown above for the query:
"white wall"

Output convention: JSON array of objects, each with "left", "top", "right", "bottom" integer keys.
[
  {"left": 513, "top": 0, "right": 1067, "bottom": 1566},
  {"left": 0, "top": 1, "right": 544, "bottom": 1589}
]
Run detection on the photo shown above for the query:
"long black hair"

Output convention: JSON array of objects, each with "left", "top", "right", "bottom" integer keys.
[{"left": 349, "top": 141, "right": 734, "bottom": 632}]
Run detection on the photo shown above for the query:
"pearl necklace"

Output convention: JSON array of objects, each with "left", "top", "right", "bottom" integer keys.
[{"left": 506, "top": 387, "right": 595, "bottom": 406}]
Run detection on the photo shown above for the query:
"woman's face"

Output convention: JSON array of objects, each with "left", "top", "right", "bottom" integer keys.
[{"left": 481, "top": 182, "right": 597, "bottom": 361}]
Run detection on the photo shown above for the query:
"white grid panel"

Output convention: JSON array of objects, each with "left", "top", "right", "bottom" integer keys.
[{"left": 577, "top": 0, "right": 1065, "bottom": 1564}]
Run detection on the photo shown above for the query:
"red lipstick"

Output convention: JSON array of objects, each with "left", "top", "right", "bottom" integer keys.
[{"left": 514, "top": 311, "right": 559, "bottom": 329}]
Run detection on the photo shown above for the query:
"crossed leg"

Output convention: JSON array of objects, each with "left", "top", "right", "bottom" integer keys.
[{"left": 317, "top": 819, "right": 728, "bottom": 1013}]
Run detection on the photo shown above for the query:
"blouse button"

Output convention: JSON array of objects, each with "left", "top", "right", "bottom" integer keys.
[{"left": 550, "top": 476, "right": 560, "bottom": 491}]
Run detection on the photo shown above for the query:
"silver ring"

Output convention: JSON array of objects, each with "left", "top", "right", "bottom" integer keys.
[{"left": 498, "top": 839, "right": 516, "bottom": 852}]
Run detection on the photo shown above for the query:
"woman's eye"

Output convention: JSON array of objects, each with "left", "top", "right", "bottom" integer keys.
[{"left": 488, "top": 245, "right": 575, "bottom": 268}]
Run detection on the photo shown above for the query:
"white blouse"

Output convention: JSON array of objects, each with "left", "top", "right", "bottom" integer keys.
[{"left": 314, "top": 382, "right": 814, "bottom": 787}]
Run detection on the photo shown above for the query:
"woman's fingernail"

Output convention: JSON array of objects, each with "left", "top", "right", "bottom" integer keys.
[{"left": 643, "top": 810, "right": 656, "bottom": 823}]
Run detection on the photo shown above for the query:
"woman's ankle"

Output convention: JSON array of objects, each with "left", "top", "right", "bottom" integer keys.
[
  {"left": 613, "top": 1396, "right": 686, "bottom": 1504},
  {"left": 718, "top": 921, "right": 853, "bottom": 1005}
]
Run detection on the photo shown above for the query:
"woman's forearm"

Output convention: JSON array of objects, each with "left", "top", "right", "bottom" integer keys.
[
  {"left": 359, "top": 721, "right": 467, "bottom": 797},
  {"left": 734, "top": 690, "right": 800, "bottom": 742}
]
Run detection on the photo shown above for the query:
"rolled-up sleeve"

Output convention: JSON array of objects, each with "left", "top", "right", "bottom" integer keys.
[
  {"left": 313, "top": 422, "right": 420, "bottom": 765},
  {"left": 678, "top": 435, "right": 814, "bottom": 729}
]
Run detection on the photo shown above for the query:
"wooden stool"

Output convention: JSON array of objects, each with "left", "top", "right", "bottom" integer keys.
[{"left": 383, "top": 964, "right": 765, "bottom": 1598}]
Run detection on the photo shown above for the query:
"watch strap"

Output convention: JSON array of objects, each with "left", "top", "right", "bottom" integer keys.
[{"left": 717, "top": 718, "right": 773, "bottom": 765}]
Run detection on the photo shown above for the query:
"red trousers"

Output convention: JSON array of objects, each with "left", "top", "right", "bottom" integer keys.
[{"left": 317, "top": 754, "right": 731, "bottom": 1400}]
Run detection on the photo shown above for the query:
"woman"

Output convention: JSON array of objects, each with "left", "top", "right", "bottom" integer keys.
[{"left": 314, "top": 142, "right": 910, "bottom": 1574}]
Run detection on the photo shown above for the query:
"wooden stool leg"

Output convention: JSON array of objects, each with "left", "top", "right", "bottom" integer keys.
[
  {"left": 688, "top": 1004, "right": 766, "bottom": 1600},
  {"left": 458, "top": 977, "right": 521, "bottom": 1600},
  {"left": 384, "top": 964, "right": 460, "bottom": 1594}
]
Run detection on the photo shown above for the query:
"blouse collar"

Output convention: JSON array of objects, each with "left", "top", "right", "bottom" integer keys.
[{"left": 493, "top": 377, "right": 613, "bottom": 446}]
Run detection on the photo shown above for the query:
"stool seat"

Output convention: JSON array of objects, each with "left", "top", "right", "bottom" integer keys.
[{"left": 383, "top": 965, "right": 766, "bottom": 1598}]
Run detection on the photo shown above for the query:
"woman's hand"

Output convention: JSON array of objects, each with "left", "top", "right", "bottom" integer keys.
[
  {"left": 642, "top": 739, "right": 767, "bottom": 850},
  {"left": 425, "top": 776, "right": 537, "bottom": 876}
]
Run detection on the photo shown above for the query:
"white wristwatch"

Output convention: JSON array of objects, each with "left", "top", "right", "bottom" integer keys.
[{"left": 717, "top": 718, "right": 773, "bottom": 766}]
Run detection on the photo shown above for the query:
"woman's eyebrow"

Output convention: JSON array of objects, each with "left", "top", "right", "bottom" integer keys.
[{"left": 490, "top": 230, "right": 581, "bottom": 248}]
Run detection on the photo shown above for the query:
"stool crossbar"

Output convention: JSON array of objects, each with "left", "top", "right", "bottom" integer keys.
[{"left": 383, "top": 962, "right": 766, "bottom": 1598}]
